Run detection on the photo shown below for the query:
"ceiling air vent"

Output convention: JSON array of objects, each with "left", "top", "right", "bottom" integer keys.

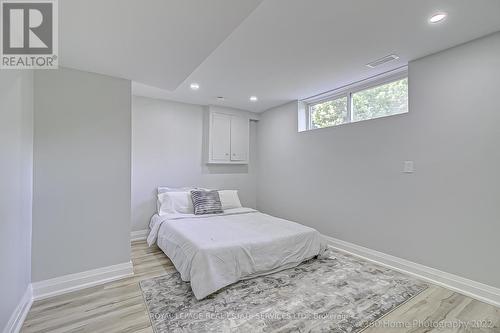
[{"left": 366, "top": 54, "right": 399, "bottom": 68}]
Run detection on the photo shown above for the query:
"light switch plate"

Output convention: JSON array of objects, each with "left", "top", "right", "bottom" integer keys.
[{"left": 403, "top": 160, "right": 414, "bottom": 173}]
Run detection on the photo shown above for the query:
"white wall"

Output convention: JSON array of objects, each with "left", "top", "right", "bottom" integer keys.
[
  {"left": 257, "top": 33, "right": 500, "bottom": 288},
  {"left": 0, "top": 71, "right": 33, "bottom": 330},
  {"left": 32, "top": 68, "right": 131, "bottom": 281},
  {"left": 132, "top": 96, "right": 258, "bottom": 231}
]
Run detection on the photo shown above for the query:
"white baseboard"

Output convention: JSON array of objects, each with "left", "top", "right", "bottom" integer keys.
[
  {"left": 323, "top": 234, "right": 500, "bottom": 308},
  {"left": 32, "top": 261, "right": 134, "bottom": 301},
  {"left": 131, "top": 229, "right": 149, "bottom": 241},
  {"left": 3, "top": 285, "right": 33, "bottom": 333}
]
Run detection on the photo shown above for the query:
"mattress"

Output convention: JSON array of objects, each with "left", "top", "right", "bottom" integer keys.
[{"left": 147, "top": 208, "right": 326, "bottom": 299}]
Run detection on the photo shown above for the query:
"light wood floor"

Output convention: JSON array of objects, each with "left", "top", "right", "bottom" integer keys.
[{"left": 22, "top": 241, "right": 500, "bottom": 333}]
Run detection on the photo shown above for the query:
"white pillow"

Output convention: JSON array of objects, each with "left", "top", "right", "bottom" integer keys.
[
  {"left": 157, "top": 187, "right": 199, "bottom": 213},
  {"left": 218, "top": 190, "right": 242, "bottom": 210},
  {"left": 157, "top": 186, "right": 194, "bottom": 194},
  {"left": 157, "top": 191, "right": 194, "bottom": 215}
]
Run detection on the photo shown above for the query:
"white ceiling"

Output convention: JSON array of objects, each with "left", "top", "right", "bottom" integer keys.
[
  {"left": 61, "top": 1, "right": 500, "bottom": 112},
  {"left": 59, "top": 0, "right": 263, "bottom": 90}
]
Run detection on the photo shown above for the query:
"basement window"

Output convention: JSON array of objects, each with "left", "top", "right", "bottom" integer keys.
[{"left": 302, "top": 69, "right": 408, "bottom": 131}]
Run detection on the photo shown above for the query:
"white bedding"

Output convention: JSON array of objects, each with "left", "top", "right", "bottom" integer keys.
[{"left": 147, "top": 208, "right": 326, "bottom": 299}]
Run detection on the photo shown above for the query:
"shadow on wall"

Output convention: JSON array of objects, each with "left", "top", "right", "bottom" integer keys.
[{"left": 203, "top": 164, "right": 249, "bottom": 175}]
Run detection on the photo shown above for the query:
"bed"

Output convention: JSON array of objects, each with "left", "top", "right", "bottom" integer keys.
[{"left": 147, "top": 207, "right": 326, "bottom": 299}]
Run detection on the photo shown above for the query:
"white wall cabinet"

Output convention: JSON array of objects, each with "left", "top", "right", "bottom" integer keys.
[
  {"left": 207, "top": 111, "right": 249, "bottom": 164},
  {"left": 211, "top": 113, "right": 232, "bottom": 161}
]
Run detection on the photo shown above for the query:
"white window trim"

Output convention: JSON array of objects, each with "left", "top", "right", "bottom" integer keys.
[
  {"left": 303, "top": 66, "right": 408, "bottom": 131},
  {"left": 307, "top": 94, "right": 349, "bottom": 129}
]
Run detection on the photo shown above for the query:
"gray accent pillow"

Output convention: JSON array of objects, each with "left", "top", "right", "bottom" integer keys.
[{"left": 190, "top": 190, "right": 223, "bottom": 215}]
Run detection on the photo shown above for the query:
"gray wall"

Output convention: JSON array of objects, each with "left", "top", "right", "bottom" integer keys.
[
  {"left": 32, "top": 68, "right": 132, "bottom": 281},
  {"left": 257, "top": 33, "right": 500, "bottom": 288},
  {"left": 0, "top": 71, "right": 33, "bottom": 330},
  {"left": 132, "top": 96, "right": 258, "bottom": 231}
]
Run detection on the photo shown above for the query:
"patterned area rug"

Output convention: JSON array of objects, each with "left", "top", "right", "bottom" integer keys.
[{"left": 140, "top": 249, "right": 427, "bottom": 333}]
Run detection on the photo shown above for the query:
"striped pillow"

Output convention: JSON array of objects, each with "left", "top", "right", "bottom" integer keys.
[{"left": 190, "top": 190, "right": 223, "bottom": 215}]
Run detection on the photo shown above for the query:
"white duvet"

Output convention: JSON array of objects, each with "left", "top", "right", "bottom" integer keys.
[{"left": 147, "top": 208, "right": 326, "bottom": 299}]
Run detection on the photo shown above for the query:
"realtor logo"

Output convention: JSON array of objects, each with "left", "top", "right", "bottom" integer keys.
[{"left": 1, "top": 0, "right": 58, "bottom": 69}]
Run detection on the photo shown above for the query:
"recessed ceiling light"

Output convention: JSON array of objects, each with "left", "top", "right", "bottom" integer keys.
[
  {"left": 429, "top": 12, "right": 447, "bottom": 24},
  {"left": 190, "top": 82, "right": 200, "bottom": 90},
  {"left": 249, "top": 96, "right": 258, "bottom": 102}
]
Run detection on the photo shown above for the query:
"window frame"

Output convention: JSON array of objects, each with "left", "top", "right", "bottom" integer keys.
[
  {"left": 308, "top": 94, "right": 349, "bottom": 129},
  {"left": 305, "top": 68, "right": 408, "bottom": 130}
]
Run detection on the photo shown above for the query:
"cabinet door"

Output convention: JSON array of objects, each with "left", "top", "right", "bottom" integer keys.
[
  {"left": 230, "top": 116, "right": 249, "bottom": 161},
  {"left": 211, "top": 113, "right": 231, "bottom": 161}
]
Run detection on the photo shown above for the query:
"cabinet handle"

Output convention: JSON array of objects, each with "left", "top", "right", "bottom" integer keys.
[{"left": 225, "top": 153, "right": 229, "bottom": 156}]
